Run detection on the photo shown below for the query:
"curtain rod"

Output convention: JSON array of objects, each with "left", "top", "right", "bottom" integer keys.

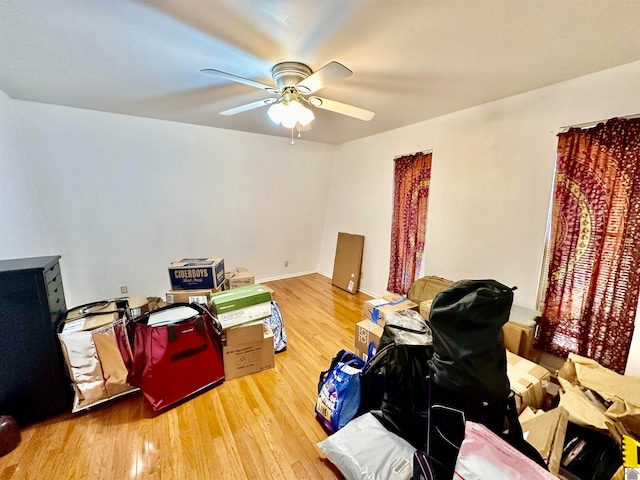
[
  {"left": 394, "top": 149, "right": 432, "bottom": 159},
  {"left": 558, "top": 113, "right": 640, "bottom": 133}
]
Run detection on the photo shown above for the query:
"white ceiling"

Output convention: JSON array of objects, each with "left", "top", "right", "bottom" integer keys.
[{"left": 2, "top": 1, "right": 640, "bottom": 145}]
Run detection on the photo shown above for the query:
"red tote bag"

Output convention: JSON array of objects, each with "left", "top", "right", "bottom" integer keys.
[{"left": 131, "top": 303, "right": 224, "bottom": 411}]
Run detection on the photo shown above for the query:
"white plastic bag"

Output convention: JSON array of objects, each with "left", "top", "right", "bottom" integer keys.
[{"left": 317, "top": 413, "right": 415, "bottom": 480}]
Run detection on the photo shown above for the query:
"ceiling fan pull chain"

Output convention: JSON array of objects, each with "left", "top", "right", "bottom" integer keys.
[{"left": 291, "top": 127, "right": 295, "bottom": 145}]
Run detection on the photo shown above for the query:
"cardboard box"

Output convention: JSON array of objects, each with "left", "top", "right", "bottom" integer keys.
[
  {"left": 264, "top": 285, "right": 275, "bottom": 300},
  {"left": 503, "top": 305, "right": 539, "bottom": 359},
  {"left": 363, "top": 294, "right": 419, "bottom": 326},
  {"left": 355, "top": 319, "right": 384, "bottom": 361},
  {"left": 507, "top": 351, "right": 550, "bottom": 412},
  {"left": 166, "top": 288, "right": 219, "bottom": 305},
  {"left": 225, "top": 267, "right": 255, "bottom": 290},
  {"left": 520, "top": 407, "right": 569, "bottom": 474},
  {"left": 209, "top": 283, "right": 272, "bottom": 329},
  {"left": 503, "top": 321, "right": 536, "bottom": 359},
  {"left": 224, "top": 320, "right": 264, "bottom": 347},
  {"left": 126, "top": 296, "right": 166, "bottom": 318},
  {"left": 223, "top": 325, "right": 275, "bottom": 380},
  {"left": 168, "top": 257, "right": 225, "bottom": 290},
  {"left": 331, "top": 232, "right": 364, "bottom": 294}
]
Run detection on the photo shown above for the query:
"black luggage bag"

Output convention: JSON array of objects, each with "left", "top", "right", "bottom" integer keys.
[{"left": 420, "top": 279, "right": 547, "bottom": 479}]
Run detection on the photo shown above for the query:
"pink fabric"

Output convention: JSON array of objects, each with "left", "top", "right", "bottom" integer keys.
[
  {"left": 387, "top": 152, "right": 432, "bottom": 294},
  {"left": 536, "top": 118, "right": 640, "bottom": 373},
  {"left": 454, "top": 422, "right": 557, "bottom": 479}
]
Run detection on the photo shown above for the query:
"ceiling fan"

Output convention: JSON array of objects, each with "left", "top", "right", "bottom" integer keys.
[{"left": 200, "top": 61, "right": 375, "bottom": 130}]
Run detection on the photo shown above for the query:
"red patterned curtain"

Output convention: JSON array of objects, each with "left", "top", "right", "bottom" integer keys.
[
  {"left": 387, "top": 152, "right": 432, "bottom": 294},
  {"left": 536, "top": 118, "right": 640, "bottom": 373}
]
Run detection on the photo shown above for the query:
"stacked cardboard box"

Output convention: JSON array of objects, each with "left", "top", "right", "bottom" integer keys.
[
  {"left": 166, "top": 288, "right": 219, "bottom": 305},
  {"left": 209, "top": 283, "right": 272, "bottom": 330},
  {"left": 127, "top": 295, "right": 166, "bottom": 318},
  {"left": 354, "top": 319, "right": 384, "bottom": 361},
  {"left": 168, "top": 257, "right": 225, "bottom": 291},
  {"left": 222, "top": 321, "right": 275, "bottom": 380},
  {"left": 506, "top": 351, "right": 550, "bottom": 412},
  {"left": 165, "top": 257, "right": 225, "bottom": 305},
  {"left": 225, "top": 267, "right": 255, "bottom": 290},
  {"left": 362, "top": 294, "right": 419, "bottom": 326},
  {"left": 212, "top": 284, "right": 276, "bottom": 380},
  {"left": 502, "top": 305, "right": 539, "bottom": 360}
]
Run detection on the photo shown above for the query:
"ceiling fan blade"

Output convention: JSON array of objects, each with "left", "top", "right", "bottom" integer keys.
[
  {"left": 309, "top": 96, "right": 375, "bottom": 121},
  {"left": 297, "top": 122, "right": 312, "bottom": 132},
  {"left": 296, "top": 61, "right": 352, "bottom": 94},
  {"left": 220, "top": 98, "right": 276, "bottom": 116},
  {"left": 201, "top": 68, "right": 279, "bottom": 93}
]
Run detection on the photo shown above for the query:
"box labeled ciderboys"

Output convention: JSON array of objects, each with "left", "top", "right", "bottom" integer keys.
[{"left": 168, "top": 257, "right": 225, "bottom": 290}]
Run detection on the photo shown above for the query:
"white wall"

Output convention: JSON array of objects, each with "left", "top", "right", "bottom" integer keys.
[
  {"left": 6, "top": 100, "right": 336, "bottom": 305},
  {"left": 319, "top": 60, "right": 640, "bottom": 375},
  {"left": 3, "top": 60, "right": 640, "bottom": 375},
  {"left": 0, "top": 90, "right": 51, "bottom": 257}
]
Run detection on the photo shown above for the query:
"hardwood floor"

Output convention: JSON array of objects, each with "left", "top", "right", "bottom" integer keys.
[{"left": 0, "top": 273, "right": 371, "bottom": 479}]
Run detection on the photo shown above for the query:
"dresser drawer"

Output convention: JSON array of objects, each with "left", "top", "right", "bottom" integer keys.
[
  {"left": 48, "top": 285, "right": 66, "bottom": 321},
  {"left": 44, "top": 262, "right": 61, "bottom": 288},
  {"left": 46, "top": 269, "right": 63, "bottom": 296}
]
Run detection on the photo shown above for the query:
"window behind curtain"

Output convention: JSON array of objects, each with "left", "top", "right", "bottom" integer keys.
[
  {"left": 387, "top": 152, "right": 432, "bottom": 295},
  {"left": 536, "top": 118, "right": 640, "bottom": 373}
]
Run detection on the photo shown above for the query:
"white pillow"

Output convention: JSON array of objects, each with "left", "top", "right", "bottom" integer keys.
[{"left": 317, "top": 413, "right": 416, "bottom": 480}]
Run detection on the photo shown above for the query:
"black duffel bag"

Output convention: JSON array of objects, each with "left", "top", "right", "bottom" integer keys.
[
  {"left": 428, "top": 279, "right": 514, "bottom": 403},
  {"left": 422, "top": 279, "right": 547, "bottom": 480},
  {"left": 359, "top": 310, "right": 433, "bottom": 449}
]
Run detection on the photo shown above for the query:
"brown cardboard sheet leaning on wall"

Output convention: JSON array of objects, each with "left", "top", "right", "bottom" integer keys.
[{"left": 331, "top": 232, "right": 364, "bottom": 294}]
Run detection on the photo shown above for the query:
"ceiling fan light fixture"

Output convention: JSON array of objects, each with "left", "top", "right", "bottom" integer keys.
[
  {"left": 267, "top": 101, "right": 286, "bottom": 124},
  {"left": 267, "top": 99, "right": 314, "bottom": 128}
]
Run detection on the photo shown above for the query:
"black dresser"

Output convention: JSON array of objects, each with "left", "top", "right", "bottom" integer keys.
[{"left": 0, "top": 256, "right": 71, "bottom": 425}]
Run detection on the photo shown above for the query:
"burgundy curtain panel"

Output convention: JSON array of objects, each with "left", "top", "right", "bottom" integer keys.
[
  {"left": 387, "top": 152, "right": 432, "bottom": 295},
  {"left": 537, "top": 118, "right": 640, "bottom": 373}
]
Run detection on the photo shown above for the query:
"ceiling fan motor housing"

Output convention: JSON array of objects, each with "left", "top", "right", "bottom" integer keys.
[{"left": 271, "top": 62, "right": 312, "bottom": 92}]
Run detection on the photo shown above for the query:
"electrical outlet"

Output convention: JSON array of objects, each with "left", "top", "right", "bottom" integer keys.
[
  {"left": 284, "top": 260, "right": 289, "bottom": 267},
  {"left": 120, "top": 285, "right": 128, "bottom": 294}
]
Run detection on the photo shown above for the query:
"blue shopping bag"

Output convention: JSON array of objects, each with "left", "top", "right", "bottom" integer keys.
[{"left": 315, "top": 350, "right": 364, "bottom": 433}]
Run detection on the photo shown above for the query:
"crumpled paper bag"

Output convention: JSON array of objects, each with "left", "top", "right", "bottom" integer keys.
[{"left": 558, "top": 353, "right": 640, "bottom": 436}]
